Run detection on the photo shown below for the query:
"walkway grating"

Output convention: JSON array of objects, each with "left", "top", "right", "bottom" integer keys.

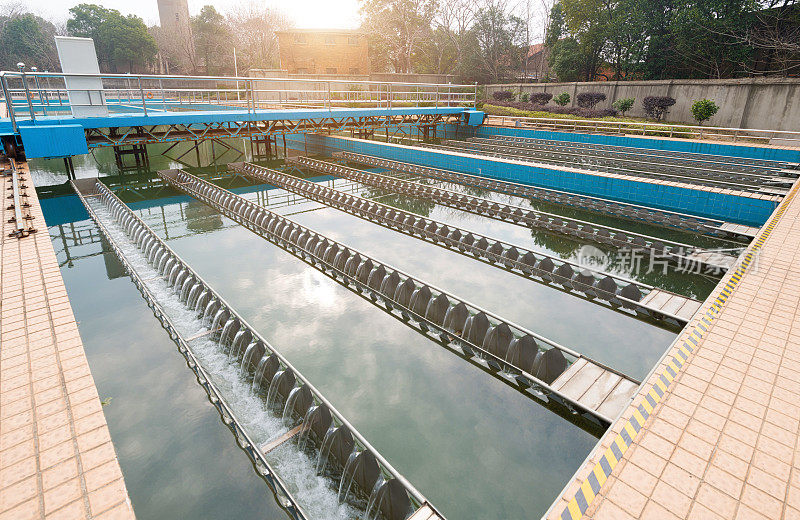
[
  {"left": 546, "top": 176, "right": 800, "bottom": 520},
  {"left": 0, "top": 159, "right": 134, "bottom": 519}
]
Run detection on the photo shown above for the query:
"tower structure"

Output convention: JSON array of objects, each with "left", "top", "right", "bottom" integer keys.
[
  {"left": 155, "top": 0, "right": 195, "bottom": 73},
  {"left": 157, "top": 0, "right": 191, "bottom": 30}
]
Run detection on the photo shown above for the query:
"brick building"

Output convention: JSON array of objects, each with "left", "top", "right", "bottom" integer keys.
[{"left": 276, "top": 29, "right": 370, "bottom": 75}]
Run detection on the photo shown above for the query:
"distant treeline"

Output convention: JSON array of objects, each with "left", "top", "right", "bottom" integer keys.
[
  {"left": 0, "top": 2, "right": 289, "bottom": 75},
  {"left": 1, "top": 0, "right": 796, "bottom": 81}
]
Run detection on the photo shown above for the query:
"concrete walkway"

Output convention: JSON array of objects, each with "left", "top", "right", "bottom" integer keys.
[
  {"left": 548, "top": 177, "right": 800, "bottom": 519},
  {"left": 1, "top": 160, "right": 134, "bottom": 519}
]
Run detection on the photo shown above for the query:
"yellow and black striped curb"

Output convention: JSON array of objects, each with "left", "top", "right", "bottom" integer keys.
[{"left": 558, "top": 181, "right": 798, "bottom": 520}]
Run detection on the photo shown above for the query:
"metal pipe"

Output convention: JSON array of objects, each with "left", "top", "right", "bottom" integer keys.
[{"left": 31, "top": 67, "right": 48, "bottom": 114}]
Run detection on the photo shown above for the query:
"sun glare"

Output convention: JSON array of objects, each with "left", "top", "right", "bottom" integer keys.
[{"left": 282, "top": 0, "right": 360, "bottom": 29}]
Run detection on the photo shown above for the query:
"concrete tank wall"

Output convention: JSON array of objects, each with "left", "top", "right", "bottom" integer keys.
[
  {"left": 483, "top": 78, "right": 800, "bottom": 131},
  {"left": 299, "top": 133, "right": 780, "bottom": 226}
]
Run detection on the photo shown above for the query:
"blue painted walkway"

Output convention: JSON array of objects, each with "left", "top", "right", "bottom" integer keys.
[{"left": 4, "top": 106, "right": 475, "bottom": 159}]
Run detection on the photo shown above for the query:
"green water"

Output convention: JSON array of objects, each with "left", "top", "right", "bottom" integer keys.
[{"left": 34, "top": 140, "right": 722, "bottom": 520}]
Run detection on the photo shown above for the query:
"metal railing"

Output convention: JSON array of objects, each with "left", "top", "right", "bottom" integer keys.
[
  {"left": 484, "top": 114, "right": 800, "bottom": 146},
  {"left": 0, "top": 71, "right": 478, "bottom": 131}
]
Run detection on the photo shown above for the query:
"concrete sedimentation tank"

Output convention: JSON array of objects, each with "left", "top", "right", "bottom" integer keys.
[
  {"left": 158, "top": 168, "right": 642, "bottom": 428},
  {"left": 231, "top": 160, "right": 704, "bottom": 327},
  {"left": 335, "top": 151, "right": 764, "bottom": 241},
  {"left": 73, "top": 177, "right": 443, "bottom": 520}
]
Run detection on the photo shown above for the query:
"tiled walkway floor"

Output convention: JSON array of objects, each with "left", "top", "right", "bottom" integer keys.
[
  {"left": 0, "top": 161, "right": 134, "bottom": 519},
  {"left": 548, "top": 179, "right": 800, "bottom": 519}
]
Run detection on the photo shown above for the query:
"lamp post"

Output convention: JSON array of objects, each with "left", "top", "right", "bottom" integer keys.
[{"left": 30, "top": 66, "right": 48, "bottom": 113}]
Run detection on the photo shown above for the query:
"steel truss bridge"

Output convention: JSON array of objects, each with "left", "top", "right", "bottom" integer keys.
[
  {"left": 0, "top": 71, "right": 482, "bottom": 163},
  {"left": 84, "top": 111, "right": 463, "bottom": 149}
]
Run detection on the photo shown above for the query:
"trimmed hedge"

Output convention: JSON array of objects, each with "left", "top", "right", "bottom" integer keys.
[
  {"left": 642, "top": 96, "right": 676, "bottom": 121},
  {"left": 492, "top": 90, "right": 515, "bottom": 102},
  {"left": 530, "top": 92, "right": 554, "bottom": 106},
  {"left": 553, "top": 92, "right": 570, "bottom": 106},
  {"left": 487, "top": 100, "right": 616, "bottom": 118},
  {"left": 576, "top": 92, "right": 606, "bottom": 108}
]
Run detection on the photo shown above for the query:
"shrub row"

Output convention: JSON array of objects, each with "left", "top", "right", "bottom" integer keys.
[
  {"left": 489, "top": 91, "right": 720, "bottom": 124},
  {"left": 487, "top": 100, "right": 618, "bottom": 118}
]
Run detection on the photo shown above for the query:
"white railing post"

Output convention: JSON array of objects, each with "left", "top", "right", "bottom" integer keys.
[
  {"left": 138, "top": 76, "right": 147, "bottom": 116},
  {"left": 19, "top": 70, "right": 36, "bottom": 121}
]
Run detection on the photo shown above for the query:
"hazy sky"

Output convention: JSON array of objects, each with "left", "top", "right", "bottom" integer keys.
[{"left": 16, "top": 0, "right": 362, "bottom": 29}]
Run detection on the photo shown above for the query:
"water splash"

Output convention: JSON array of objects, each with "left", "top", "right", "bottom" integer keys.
[
  {"left": 210, "top": 308, "right": 227, "bottom": 333},
  {"left": 363, "top": 478, "right": 386, "bottom": 520},
  {"left": 252, "top": 354, "right": 271, "bottom": 390},
  {"left": 241, "top": 342, "right": 259, "bottom": 375},
  {"left": 337, "top": 451, "right": 359, "bottom": 504},
  {"left": 315, "top": 427, "right": 337, "bottom": 474},
  {"left": 219, "top": 318, "right": 237, "bottom": 348},
  {"left": 186, "top": 284, "right": 203, "bottom": 308},
  {"left": 201, "top": 299, "right": 217, "bottom": 326},
  {"left": 282, "top": 386, "right": 302, "bottom": 426},
  {"left": 179, "top": 278, "right": 193, "bottom": 302},
  {"left": 230, "top": 329, "right": 248, "bottom": 359},
  {"left": 265, "top": 369, "right": 285, "bottom": 409},
  {"left": 298, "top": 405, "right": 318, "bottom": 451}
]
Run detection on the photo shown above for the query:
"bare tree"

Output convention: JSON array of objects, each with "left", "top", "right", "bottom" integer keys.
[
  {"left": 694, "top": 0, "right": 799, "bottom": 77},
  {"left": 435, "top": 0, "right": 477, "bottom": 73},
  {"left": 151, "top": 22, "right": 198, "bottom": 74},
  {"left": 227, "top": 2, "right": 291, "bottom": 72},
  {"left": 533, "top": 0, "right": 554, "bottom": 79},
  {"left": 360, "top": 0, "right": 438, "bottom": 73},
  {"left": 740, "top": 4, "right": 800, "bottom": 75}
]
